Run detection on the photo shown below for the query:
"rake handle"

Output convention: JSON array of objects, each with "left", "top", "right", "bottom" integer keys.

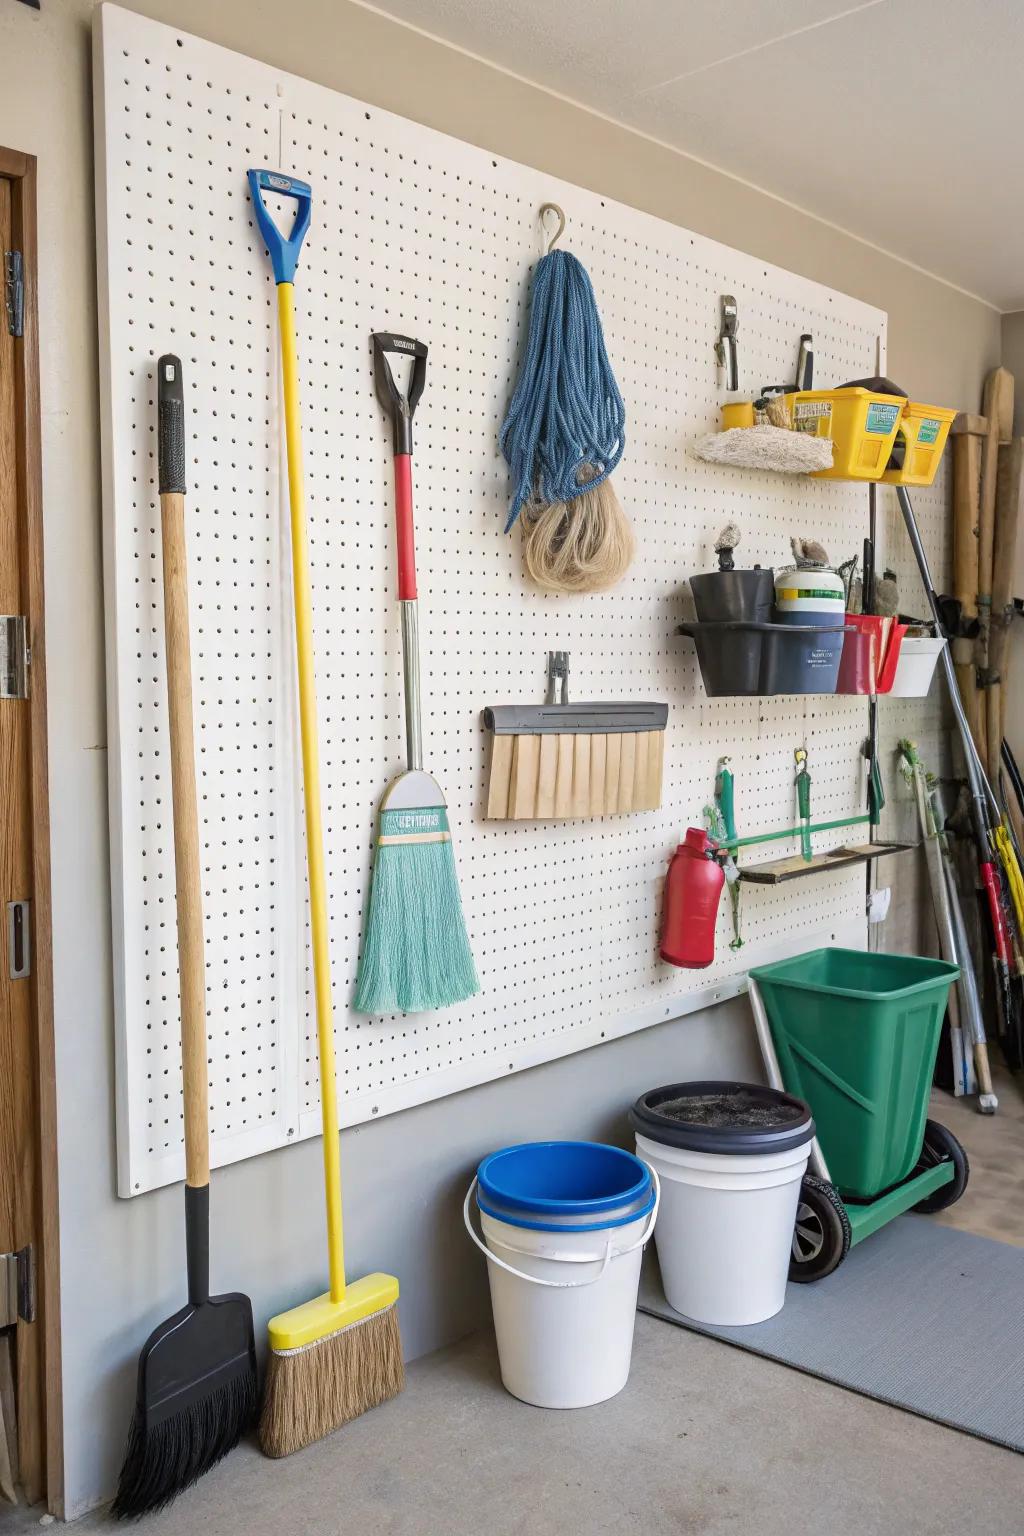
[{"left": 158, "top": 357, "right": 209, "bottom": 1191}]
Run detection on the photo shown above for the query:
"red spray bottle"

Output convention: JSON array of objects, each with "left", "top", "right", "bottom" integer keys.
[{"left": 660, "top": 828, "right": 725, "bottom": 969}]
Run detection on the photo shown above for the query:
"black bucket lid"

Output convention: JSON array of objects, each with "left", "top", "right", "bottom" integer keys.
[{"left": 630, "top": 1079, "right": 815, "bottom": 1156}]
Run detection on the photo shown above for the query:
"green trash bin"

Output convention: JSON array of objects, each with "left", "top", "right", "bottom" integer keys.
[{"left": 749, "top": 948, "right": 959, "bottom": 1201}]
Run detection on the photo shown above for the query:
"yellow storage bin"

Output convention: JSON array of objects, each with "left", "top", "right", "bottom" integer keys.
[
  {"left": 721, "top": 400, "right": 755, "bottom": 429},
  {"left": 784, "top": 387, "right": 906, "bottom": 482},
  {"left": 881, "top": 402, "right": 957, "bottom": 488}
]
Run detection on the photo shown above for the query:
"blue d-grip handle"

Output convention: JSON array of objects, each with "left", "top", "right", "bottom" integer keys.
[{"left": 247, "top": 168, "right": 312, "bottom": 285}]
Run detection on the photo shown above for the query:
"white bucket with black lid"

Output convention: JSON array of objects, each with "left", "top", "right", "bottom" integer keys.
[{"left": 630, "top": 1081, "right": 815, "bottom": 1326}]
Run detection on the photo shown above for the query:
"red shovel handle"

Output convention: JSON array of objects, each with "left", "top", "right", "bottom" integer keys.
[
  {"left": 394, "top": 453, "right": 417, "bottom": 600},
  {"left": 981, "top": 861, "right": 1011, "bottom": 963}
]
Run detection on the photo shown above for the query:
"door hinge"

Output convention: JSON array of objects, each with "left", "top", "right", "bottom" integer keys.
[
  {"left": 0, "top": 616, "right": 29, "bottom": 699},
  {"left": 1, "top": 1246, "right": 35, "bottom": 1327},
  {"left": 8, "top": 900, "right": 31, "bottom": 980},
  {"left": 5, "top": 251, "right": 24, "bottom": 338}
]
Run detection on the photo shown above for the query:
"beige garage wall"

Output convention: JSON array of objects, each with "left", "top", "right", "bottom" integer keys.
[
  {"left": 1003, "top": 311, "right": 1024, "bottom": 436},
  {"left": 0, "top": 0, "right": 1003, "bottom": 1515},
  {"left": 1000, "top": 312, "right": 1024, "bottom": 765}
]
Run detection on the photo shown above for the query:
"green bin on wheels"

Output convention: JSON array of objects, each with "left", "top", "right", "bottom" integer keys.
[{"left": 749, "top": 948, "right": 959, "bottom": 1200}]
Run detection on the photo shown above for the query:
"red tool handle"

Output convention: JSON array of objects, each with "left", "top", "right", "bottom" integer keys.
[
  {"left": 981, "top": 861, "right": 1011, "bottom": 964},
  {"left": 394, "top": 453, "right": 417, "bottom": 600}
]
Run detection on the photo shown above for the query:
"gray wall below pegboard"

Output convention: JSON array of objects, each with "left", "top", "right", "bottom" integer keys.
[{"left": 0, "top": 0, "right": 995, "bottom": 1516}]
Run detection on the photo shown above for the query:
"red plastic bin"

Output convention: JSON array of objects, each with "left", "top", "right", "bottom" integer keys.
[{"left": 837, "top": 616, "right": 906, "bottom": 695}]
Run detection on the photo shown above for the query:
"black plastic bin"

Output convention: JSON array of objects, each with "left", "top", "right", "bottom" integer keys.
[
  {"left": 676, "top": 620, "right": 850, "bottom": 696},
  {"left": 690, "top": 568, "right": 774, "bottom": 623}
]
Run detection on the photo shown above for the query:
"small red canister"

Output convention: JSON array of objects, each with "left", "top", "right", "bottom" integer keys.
[{"left": 660, "top": 828, "right": 725, "bottom": 969}]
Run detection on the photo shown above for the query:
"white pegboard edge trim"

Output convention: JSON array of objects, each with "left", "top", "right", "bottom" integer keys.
[{"left": 94, "top": 7, "right": 138, "bottom": 1200}]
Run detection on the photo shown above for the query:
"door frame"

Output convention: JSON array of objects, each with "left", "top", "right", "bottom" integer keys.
[{"left": 0, "top": 144, "right": 62, "bottom": 1517}]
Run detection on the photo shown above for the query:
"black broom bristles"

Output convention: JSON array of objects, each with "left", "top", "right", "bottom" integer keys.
[{"left": 112, "top": 1365, "right": 257, "bottom": 1520}]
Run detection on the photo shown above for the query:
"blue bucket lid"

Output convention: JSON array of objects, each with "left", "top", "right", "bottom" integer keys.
[{"left": 477, "top": 1141, "right": 652, "bottom": 1232}]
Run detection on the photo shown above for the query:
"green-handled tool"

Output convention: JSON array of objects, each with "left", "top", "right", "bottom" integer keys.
[
  {"left": 795, "top": 748, "right": 813, "bottom": 862},
  {"left": 712, "top": 757, "right": 742, "bottom": 950}
]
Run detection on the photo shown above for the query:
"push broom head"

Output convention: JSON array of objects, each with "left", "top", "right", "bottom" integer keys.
[
  {"left": 112, "top": 1189, "right": 257, "bottom": 1518},
  {"left": 259, "top": 1273, "right": 404, "bottom": 1458},
  {"left": 353, "top": 770, "right": 479, "bottom": 1014}
]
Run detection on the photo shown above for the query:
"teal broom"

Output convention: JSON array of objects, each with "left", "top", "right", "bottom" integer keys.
[{"left": 353, "top": 333, "right": 479, "bottom": 1014}]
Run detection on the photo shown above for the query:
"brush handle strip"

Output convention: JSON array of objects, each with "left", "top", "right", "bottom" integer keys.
[
  {"left": 277, "top": 283, "right": 346, "bottom": 1302},
  {"left": 487, "top": 734, "right": 513, "bottom": 818}
]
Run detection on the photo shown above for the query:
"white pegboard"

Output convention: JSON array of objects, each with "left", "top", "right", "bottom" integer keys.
[{"left": 96, "top": 6, "right": 906, "bottom": 1196}]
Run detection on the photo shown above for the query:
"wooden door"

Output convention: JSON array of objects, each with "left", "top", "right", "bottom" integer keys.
[{"left": 0, "top": 149, "right": 60, "bottom": 1514}]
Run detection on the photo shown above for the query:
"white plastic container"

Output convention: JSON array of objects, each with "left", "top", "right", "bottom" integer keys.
[
  {"left": 631, "top": 1082, "right": 814, "bottom": 1326},
  {"left": 773, "top": 565, "right": 846, "bottom": 624},
  {"left": 464, "top": 1141, "right": 659, "bottom": 1408},
  {"left": 888, "top": 636, "right": 946, "bottom": 697}
]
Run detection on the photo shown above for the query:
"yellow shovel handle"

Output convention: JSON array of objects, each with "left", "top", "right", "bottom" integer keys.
[{"left": 277, "top": 281, "right": 346, "bottom": 1302}]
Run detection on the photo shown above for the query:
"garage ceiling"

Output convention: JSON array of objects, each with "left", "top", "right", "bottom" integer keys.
[{"left": 362, "top": 0, "right": 1024, "bottom": 311}]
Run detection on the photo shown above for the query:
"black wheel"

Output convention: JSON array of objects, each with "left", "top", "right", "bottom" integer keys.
[
  {"left": 912, "top": 1120, "right": 970, "bottom": 1213},
  {"left": 789, "top": 1174, "right": 852, "bottom": 1282}
]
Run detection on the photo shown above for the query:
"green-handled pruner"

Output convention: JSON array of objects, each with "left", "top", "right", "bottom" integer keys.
[
  {"left": 795, "top": 747, "right": 812, "bottom": 862},
  {"left": 713, "top": 757, "right": 743, "bottom": 949}
]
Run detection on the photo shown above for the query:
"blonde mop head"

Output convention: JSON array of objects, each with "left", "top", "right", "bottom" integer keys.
[
  {"left": 692, "top": 425, "right": 834, "bottom": 475},
  {"left": 521, "top": 469, "right": 634, "bottom": 594}
]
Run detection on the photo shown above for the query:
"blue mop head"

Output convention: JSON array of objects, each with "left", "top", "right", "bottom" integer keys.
[{"left": 500, "top": 249, "right": 625, "bottom": 532}]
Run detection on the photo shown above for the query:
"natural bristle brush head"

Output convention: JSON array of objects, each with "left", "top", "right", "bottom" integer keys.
[{"left": 259, "top": 1278, "right": 404, "bottom": 1459}]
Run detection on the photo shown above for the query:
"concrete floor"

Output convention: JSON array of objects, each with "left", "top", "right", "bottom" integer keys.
[
  {"left": 35, "top": 1316, "right": 1021, "bottom": 1536},
  {"left": 6, "top": 1073, "right": 1022, "bottom": 1531},
  {"left": 929, "top": 1061, "right": 1024, "bottom": 1245}
]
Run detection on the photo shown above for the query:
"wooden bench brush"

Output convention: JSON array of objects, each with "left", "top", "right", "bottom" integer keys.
[{"left": 483, "top": 655, "right": 668, "bottom": 820}]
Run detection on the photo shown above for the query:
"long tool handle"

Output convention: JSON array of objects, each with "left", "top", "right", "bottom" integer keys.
[
  {"left": 158, "top": 356, "right": 209, "bottom": 1198},
  {"left": 277, "top": 283, "right": 346, "bottom": 1303},
  {"left": 395, "top": 453, "right": 423, "bottom": 771},
  {"left": 248, "top": 169, "right": 345, "bottom": 1298},
  {"left": 896, "top": 485, "right": 1018, "bottom": 1029},
  {"left": 371, "top": 332, "right": 428, "bottom": 773}
]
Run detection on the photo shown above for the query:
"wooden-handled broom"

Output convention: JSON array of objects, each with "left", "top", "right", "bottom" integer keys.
[
  {"left": 112, "top": 356, "right": 257, "bottom": 1518},
  {"left": 247, "top": 171, "right": 404, "bottom": 1458}
]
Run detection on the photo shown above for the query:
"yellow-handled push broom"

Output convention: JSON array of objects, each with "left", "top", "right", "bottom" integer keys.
[{"left": 248, "top": 170, "right": 403, "bottom": 1458}]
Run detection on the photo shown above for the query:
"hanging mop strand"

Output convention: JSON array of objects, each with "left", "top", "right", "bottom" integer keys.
[{"left": 500, "top": 248, "right": 626, "bottom": 532}]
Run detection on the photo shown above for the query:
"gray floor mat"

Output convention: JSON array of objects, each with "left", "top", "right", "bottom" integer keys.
[{"left": 639, "top": 1216, "right": 1024, "bottom": 1452}]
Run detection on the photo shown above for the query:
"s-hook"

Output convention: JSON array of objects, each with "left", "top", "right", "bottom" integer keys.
[{"left": 539, "top": 202, "right": 566, "bottom": 253}]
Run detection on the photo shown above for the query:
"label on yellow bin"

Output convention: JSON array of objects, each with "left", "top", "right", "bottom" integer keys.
[
  {"left": 865, "top": 401, "right": 901, "bottom": 434},
  {"left": 917, "top": 418, "right": 941, "bottom": 444},
  {"left": 794, "top": 399, "right": 831, "bottom": 434}
]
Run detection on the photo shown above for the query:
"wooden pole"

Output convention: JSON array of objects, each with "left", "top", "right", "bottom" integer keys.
[
  {"left": 951, "top": 413, "right": 986, "bottom": 757},
  {"left": 989, "top": 439, "right": 1024, "bottom": 780}
]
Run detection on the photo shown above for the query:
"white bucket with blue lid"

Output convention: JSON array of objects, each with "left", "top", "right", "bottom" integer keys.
[{"left": 464, "top": 1141, "right": 659, "bottom": 1408}]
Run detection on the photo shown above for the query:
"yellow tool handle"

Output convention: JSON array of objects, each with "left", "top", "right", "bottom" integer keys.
[
  {"left": 996, "top": 822, "right": 1024, "bottom": 932},
  {"left": 277, "top": 281, "right": 346, "bottom": 1302}
]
